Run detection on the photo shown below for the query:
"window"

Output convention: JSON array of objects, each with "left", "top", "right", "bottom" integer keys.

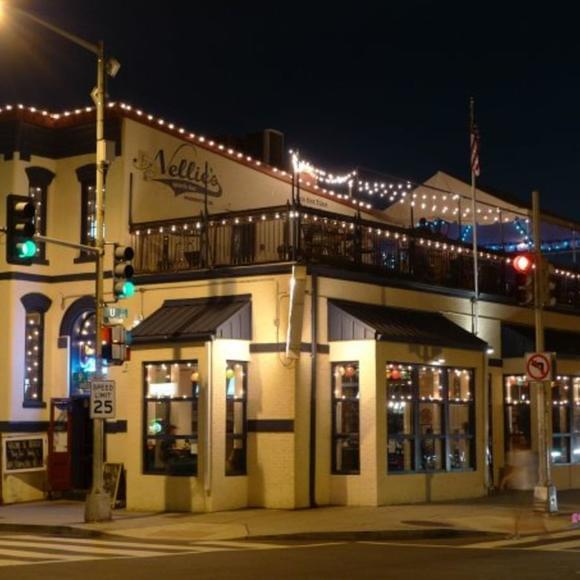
[
  {"left": 226, "top": 361, "right": 247, "bottom": 476},
  {"left": 81, "top": 182, "right": 97, "bottom": 247},
  {"left": 332, "top": 362, "right": 360, "bottom": 474},
  {"left": 21, "top": 293, "right": 51, "bottom": 407},
  {"left": 24, "top": 312, "right": 44, "bottom": 403},
  {"left": 504, "top": 375, "right": 531, "bottom": 453},
  {"left": 25, "top": 166, "right": 54, "bottom": 263},
  {"left": 70, "top": 311, "right": 96, "bottom": 397},
  {"left": 144, "top": 361, "right": 200, "bottom": 476},
  {"left": 75, "top": 164, "right": 97, "bottom": 261},
  {"left": 386, "top": 363, "right": 475, "bottom": 473},
  {"left": 551, "top": 376, "right": 580, "bottom": 464}
]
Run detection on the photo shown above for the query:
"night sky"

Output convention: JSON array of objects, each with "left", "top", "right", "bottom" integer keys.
[{"left": 1, "top": 1, "right": 580, "bottom": 218}]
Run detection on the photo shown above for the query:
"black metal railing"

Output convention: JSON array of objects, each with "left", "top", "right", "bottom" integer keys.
[{"left": 130, "top": 206, "right": 580, "bottom": 309}]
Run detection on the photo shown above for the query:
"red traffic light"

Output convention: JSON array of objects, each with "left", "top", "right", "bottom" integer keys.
[{"left": 513, "top": 254, "right": 533, "bottom": 274}]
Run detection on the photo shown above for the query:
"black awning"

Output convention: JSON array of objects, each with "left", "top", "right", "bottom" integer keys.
[
  {"left": 328, "top": 299, "right": 487, "bottom": 351},
  {"left": 502, "top": 323, "right": 580, "bottom": 358},
  {"left": 131, "top": 294, "right": 251, "bottom": 344}
]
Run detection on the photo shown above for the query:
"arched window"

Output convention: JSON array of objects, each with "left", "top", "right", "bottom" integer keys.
[
  {"left": 59, "top": 296, "right": 96, "bottom": 397},
  {"left": 70, "top": 311, "right": 97, "bottom": 396},
  {"left": 21, "top": 293, "right": 52, "bottom": 407}
]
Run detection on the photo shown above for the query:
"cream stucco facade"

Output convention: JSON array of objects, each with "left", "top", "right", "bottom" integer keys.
[{"left": 1, "top": 103, "right": 580, "bottom": 511}]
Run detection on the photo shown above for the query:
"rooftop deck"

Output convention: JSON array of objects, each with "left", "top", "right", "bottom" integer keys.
[{"left": 130, "top": 205, "right": 580, "bottom": 311}]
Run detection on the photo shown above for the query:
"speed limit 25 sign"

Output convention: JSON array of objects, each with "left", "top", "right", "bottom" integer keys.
[{"left": 90, "top": 380, "right": 116, "bottom": 419}]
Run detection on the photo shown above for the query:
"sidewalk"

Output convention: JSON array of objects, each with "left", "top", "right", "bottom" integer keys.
[{"left": 0, "top": 490, "right": 579, "bottom": 542}]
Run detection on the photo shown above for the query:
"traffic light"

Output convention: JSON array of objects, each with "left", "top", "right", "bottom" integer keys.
[
  {"left": 112, "top": 245, "right": 135, "bottom": 300},
  {"left": 512, "top": 253, "right": 534, "bottom": 305},
  {"left": 540, "top": 257, "right": 557, "bottom": 307},
  {"left": 5, "top": 194, "right": 37, "bottom": 265},
  {"left": 101, "top": 325, "right": 131, "bottom": 364}
]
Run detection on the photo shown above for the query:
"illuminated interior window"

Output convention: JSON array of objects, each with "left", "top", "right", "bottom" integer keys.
[
  {"left": 550, "top": 375, "right": 580, "bottom": 465},
  {"left": 70, "top": 311, "right": 96, "bottom": 396},
  {"left": 24, "top": 312, "right": 44, "bottom": 402},
  {"left": 144, "top": 360, "right": 200, "bottom": 476},
  {"left": 332, "top": 362, "right": 360, "bottom": 474},
  {"left": 225, "top": 361, "right": 248, "bottom": 476},
  {"left": 503, "top": 375, "right": 531, "bottom": 453},
  {"left": 386, "top": 363, "right": 475, "bottom": 473}
]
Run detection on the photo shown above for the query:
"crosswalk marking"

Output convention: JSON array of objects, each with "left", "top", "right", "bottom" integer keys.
[
  {"left": 10, "top": 534, "right": 202, "bottom": 552},
  {"left": 0, "top": 533, "right": 315, "bottom": 569},
  {"left": 0, "top": 538, "right": 171, "bottom": 558}
]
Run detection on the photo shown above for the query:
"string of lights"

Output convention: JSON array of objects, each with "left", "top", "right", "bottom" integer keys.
[{"left": 3, "top": 102, "right": 580, "bottom": 256}]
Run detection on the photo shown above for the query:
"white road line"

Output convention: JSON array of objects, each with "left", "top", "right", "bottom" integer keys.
[
  {"left": 464, "top": 530, "right": 580, "bottom": 550},
  {"left": 0, "top": 559, "right": 58, "bottom": 568},
  {"left": 0, "top": 539, "right": 171, "bottom": 558},
  {"left": 359, "top": 541, "right": 459, "bottom": 549},
  {"left": 7, "top": 534, "right": 200, "bottom": 552},
  {"left": 0, "top": 546, "right": 96, "bottom": 561},
  {"left": 524, "top": 539, "right": 580, "bottom": 552},
  {"left": 192, "top": 540, "right": 286, "bottom": 550}
]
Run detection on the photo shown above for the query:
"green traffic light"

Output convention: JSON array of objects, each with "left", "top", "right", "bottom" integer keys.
[
  {"left": 17, "top": 240, "right": 37, "bottom": 259},
  {"left": 122, "top": 281, "right": 136, "bottom": 298}
]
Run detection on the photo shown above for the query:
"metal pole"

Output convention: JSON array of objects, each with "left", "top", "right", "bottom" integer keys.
[
  {"left": 85, "top": 41, "right": 112, "bottom": 522},
  {"left": 470, "top": 98, "right": 480, "bottom": 335},
  {"left": 532, "top": 189, "right": 557, "bottom": 513}
]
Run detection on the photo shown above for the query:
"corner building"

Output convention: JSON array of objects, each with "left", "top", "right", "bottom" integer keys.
[{"left": 1, "top": 103, "right": 580, "bottom": 510}]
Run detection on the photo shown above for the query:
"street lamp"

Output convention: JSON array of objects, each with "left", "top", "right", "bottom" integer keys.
[{"left": 2, "top": 4, "right": 120, "bottom": 522}]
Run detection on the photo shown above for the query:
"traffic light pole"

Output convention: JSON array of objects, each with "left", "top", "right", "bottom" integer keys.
[
  {"left": 84, "top": 40, "right": 111, "bottom": 523},
  {"left": 532, "top": 190, "right": 557, "bottom": 513},
  {"left": 3, "top": 5, "right": 114, "bottom": 522}
]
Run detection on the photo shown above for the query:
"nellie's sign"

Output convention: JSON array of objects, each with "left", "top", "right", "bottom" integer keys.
[{"left": 133, "top": 144, "right": 223, "bottom": 201}]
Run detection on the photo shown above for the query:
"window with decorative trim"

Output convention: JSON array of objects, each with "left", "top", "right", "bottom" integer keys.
[
  {"left": 144, "top": 360, "right": 200, "bottom": 476},
  {"left": 70, "top": 311, "right": 96, "bottom": 397},
  {"left": 225, "top": 361, "right": 247, "bottom": 476},
  {"left": 75, "top": 164, "right": 97, "bottom": 261},
  {"left": 25, "top": 166, "right": 55, "bottom": 263},
  {"left": 386, "top": 362, "right": 475, "bottom": 473},
  {"left": 21, "top": 293, "right": 52, "bottom": 407},
  {"left": 332, "top": 362, "right": 360, "bottom": 474}
]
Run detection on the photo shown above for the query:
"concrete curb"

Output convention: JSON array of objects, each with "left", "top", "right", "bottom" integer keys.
[
  {"left": 248, "top": 528, "right": 500, "bottom": 542},
  {"left": 0, "top": 523, "right": 105, "bottom": 538}
]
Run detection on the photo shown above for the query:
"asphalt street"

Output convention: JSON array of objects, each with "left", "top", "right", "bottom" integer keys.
[{"left": 1, "top": 530, "right": 580, "bottom": 579}]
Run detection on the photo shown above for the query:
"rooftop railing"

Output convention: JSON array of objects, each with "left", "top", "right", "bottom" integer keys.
[{"left": 130, "top": 205, "right": 580, "bottom": 310}]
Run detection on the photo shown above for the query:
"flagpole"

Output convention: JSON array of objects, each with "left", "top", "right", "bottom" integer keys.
[{"left": 470, "top": 97, "right": 479, "bottom": 336}]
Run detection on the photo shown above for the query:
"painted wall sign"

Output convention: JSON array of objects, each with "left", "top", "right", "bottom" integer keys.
[
  {"left": 133, "top": 144, "right": 223, "bottom": 201},
  {"left": 126, "top": 119, "right": 382, "bottom": 225}
]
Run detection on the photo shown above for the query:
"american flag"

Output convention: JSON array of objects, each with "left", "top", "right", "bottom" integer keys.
[{"left": 470, "top": 123, "right": 481, "bottom": 177}]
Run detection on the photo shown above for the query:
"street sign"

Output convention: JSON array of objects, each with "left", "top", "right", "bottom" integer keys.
[
  {"left": 90, "top": 380, "right": 116, "bottom": 419},
  {"left": 525, "top": 352, "right": 553, "bottom": 382},
  {"left": 104, "top": 307, "right": 128, "bottom": 324}
]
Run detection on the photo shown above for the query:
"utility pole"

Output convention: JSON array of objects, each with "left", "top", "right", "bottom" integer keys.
[
  {"left": 85, "top": 41, "right": 111, "bottom": 523},
  {"left": 3, "top": 5, "right": 120, "bottom": 522},
  {"left": 532, "top": 190, "right": 558, "bottom": 513}
]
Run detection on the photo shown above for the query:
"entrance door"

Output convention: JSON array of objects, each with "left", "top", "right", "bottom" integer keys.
[
  {"left": 47, "top": 397, "right": 93, "bottom": 493},
  {"left": 48, "top": 398, "right": 72, "bottom": 492}
]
